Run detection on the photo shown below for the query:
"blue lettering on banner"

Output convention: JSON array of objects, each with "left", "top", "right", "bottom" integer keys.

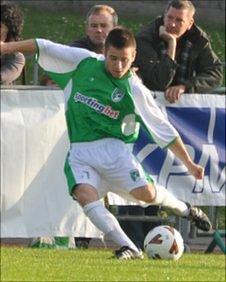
[{"left": 133, "top": 108, "right": 226, "bottom": 195}]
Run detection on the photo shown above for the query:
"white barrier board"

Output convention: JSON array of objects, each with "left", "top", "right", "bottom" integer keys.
[{"left": 1, "top": 89, "right": 102, "bottom": 238}]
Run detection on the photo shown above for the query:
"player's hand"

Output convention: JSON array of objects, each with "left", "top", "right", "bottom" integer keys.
[
  {"left": 187, "top": 162, "right": 204, "bottom": 180},
  {"left": 165, "top": 85, "right": 186, "bottom": 103}
]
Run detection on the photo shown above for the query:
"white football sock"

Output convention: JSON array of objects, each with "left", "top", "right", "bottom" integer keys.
[
  {"left": 83, "top": 200, "right": 139, "bottom": 252},
  {"left": 151, "top": 184, "right": 189, "bottom": 216}
]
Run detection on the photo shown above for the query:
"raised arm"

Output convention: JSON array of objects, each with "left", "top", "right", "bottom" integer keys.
[
  {"left": 1, "top": 39, "right": 103, "bottom": 89},
  {"left": 130, "top": 76, "right": 179, "bottom": 148},
  {"left": 1, "top": 39, "right": 37, "bottom": 55},
  {"left": 1, "top": 39, "right": 101, "bottom": 66}
]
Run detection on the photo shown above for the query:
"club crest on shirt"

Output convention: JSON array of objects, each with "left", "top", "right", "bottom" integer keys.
[
  {"left": 130, "top": 169, "right": 140, "bottom": 182},
  {"left": 111, "top": 88, "right": 125, "bottom": 102}
]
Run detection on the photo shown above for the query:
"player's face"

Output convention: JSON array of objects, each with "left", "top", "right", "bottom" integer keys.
[
  {"left": 86, "top": 12, "right": 115, "bottom": 46},
  {"left": 104, "top": 45, "right": 136, "bottom": 78},
  {"left": 163, "top": 7, "right": 194, "bottom": 39}
]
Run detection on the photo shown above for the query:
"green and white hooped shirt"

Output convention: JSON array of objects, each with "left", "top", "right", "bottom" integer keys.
[{"left": 36, "top": 39, "right": 179, "bottom": 148}]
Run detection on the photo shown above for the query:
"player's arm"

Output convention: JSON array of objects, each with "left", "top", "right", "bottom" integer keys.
[
  {"left": 168, "top": 137, "right": 204, "bottom": 180},
  {"left": 1, "top": 39, "right": 101, "bottom": 89},
  {"left": 0, "top": 40, "right": 37, "bottom": 55},
  {"left": 1, "top": 39, "right": 101, "bottom": 69},
  {"left": 35, "top": 39, "right": 100, "bottom": 89},
  {"left": 130, "top": 78, "right": 179, "bottom": 148},
  {"left": 130, "top": 78, "right": 204, "bottom": 180}
]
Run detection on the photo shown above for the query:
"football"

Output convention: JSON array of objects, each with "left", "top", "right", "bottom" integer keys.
[{"left": 144, "top": 225, "right": 184, "bottom": 260}]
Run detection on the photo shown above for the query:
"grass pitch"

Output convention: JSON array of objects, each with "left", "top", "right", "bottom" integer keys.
[{"left": 1, "top": 246, "right": 225, "bottom": 281}]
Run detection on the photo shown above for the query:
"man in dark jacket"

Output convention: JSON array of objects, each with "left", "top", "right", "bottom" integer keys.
[{"left": 135, "top": 0, "right": 223, "bottom": 103}]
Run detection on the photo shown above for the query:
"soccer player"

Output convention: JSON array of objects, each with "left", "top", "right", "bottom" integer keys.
[{"left": 0, "top": 27, "right": 212, "bottom": 260}]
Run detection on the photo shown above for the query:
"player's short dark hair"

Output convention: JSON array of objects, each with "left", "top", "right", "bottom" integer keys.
[
  {"left": 166, "top": 0, "right": 196, "bottom": 16},
  {"left": 105, "top": 27, "right": 136, "bottom": 50},
  {"left": 1, "top": 4, "right": 24, "bottom": 42}
]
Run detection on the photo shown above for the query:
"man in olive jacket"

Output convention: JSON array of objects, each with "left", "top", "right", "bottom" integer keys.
[{"left": 135, "top": 0, "right": 223, "bottom": 103}]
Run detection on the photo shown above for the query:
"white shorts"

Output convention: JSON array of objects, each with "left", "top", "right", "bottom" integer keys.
[{"left": 64, "top": 138, "right": 153, "bottom": 201}]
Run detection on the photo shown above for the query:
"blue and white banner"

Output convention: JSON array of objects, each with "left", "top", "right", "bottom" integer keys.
[{"left": 109, "top": 93, "right": 225, "bottom": 206}]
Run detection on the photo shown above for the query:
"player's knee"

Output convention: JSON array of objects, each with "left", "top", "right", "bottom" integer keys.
[
  {"left": 130, "top": 184, "right": 156, "bottom": 203},
  {"left": 72, "top": 184, "right": 99, "bottom": 207}
]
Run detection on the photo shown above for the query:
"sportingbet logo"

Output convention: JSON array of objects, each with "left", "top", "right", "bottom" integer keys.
[{"left": 74, "top": 92, "right": 119, "bottom": 119}]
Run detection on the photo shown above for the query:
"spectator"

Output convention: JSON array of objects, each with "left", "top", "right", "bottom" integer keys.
[
  {"left": 135, "top": 0, "right": 223, "bottom": 103},
  {"left": 0, "top": 4, "right": 25, "bottom": 85},
  {"left": 70, "top": 4, "right": 118, "bottom": 53},
  {"left": 42, "top": 4, "right": 118, "bottom": 86}
]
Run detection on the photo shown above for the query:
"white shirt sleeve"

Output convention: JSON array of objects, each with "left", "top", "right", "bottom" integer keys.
[
  {"left": 36, "top": 39, "right": 103, "bottom": 74},
  {"left": 129, "top": 75, "right": 179, "bottom": 148}
]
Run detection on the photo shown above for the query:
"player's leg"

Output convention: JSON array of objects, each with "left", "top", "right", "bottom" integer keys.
[
  {"left": 64, "top": 143, "right": 143, "bottom": 259},
  {"left": 73, "top": 184, "right": 142, "bottom": 256},
  {"left": 130, "top": 183, "right": 189, "bottom": 216},
  {"left": 130, "top": 183, "right": 212, "bottom": 231},
  {"left": 106, "top": 140, "right": 211, "bottom": 232}
]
